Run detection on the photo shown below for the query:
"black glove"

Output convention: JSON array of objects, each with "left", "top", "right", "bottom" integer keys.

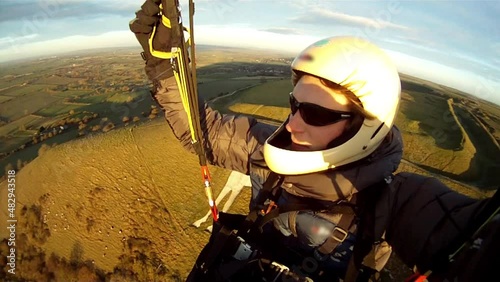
[{"left": 129, "top": 0, "right": 174, "bottom": 82}]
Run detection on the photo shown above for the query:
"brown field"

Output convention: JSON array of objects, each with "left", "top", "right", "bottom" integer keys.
[
  {"left": 0, "top": 115, "right": 42, "bottom": 136},
  {"left": 0, "top": 92, "right": 60, "bottom": 121},
  {"left": 0, "top": 84, "right": 48, "bottom": 97},
  {"left": 0, "top": 95, "right": 13, "bottom": 103},
  {"left": 0, "top": 121, "right": 241, "bottom": 281},
  {"left": 35, "top": 75, "right": 83, "bottom": 85}
]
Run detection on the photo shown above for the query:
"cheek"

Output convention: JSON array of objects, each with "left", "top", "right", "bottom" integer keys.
[{"left": 316, "top": 121, "right": 348, "bottom": 146}]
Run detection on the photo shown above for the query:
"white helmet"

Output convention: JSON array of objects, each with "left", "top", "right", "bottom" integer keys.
[{"left": 263, "top": 36, "right": 401, "bottom": 175}]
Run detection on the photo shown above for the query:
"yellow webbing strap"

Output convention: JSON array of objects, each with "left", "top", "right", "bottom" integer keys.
[
  {"left": 148, "top": 14, "right": 190, "bottom": 59},
  {"left": 172, "top": 47, "right": 197, "bottom": 142}
]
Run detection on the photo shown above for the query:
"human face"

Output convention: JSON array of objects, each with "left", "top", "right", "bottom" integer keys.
[{"left": 286, "top": 75, "right": 351, "bottom": 151}]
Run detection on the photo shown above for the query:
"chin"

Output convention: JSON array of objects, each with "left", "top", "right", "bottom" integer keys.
[{"left": 290, "top": 142, "right": 312, "bottom": 151}]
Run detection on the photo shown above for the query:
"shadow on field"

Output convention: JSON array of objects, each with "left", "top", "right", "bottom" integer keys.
[
  {"left": 400, "top": 82, "right": 463, "bottom": 151},
  {"left": 0, "top": 96, "right": 157, "bottom": 179},
  {"left": 197, "top": 62, "right": 291, "bottom": 79},
  {"left": 400, "top": 80, "right": 499, "bottom": 189}
]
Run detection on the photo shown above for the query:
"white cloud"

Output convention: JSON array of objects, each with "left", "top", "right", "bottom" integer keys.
[
  {"left": 259, "top": 27, "right": 303, "bottom": 35},
  {"left": 195, "top": 25, "right": 318, "bottom": 54},
  {"left": 387, "top": 50, "right": 500, "bottom": 105},
  {"left": 292, "top": 8, "right": 412, "bottom": 32},
  {"left": 0, "top": 30, "right": 137, "bottom": 62},
  {"left": 0, "top": 33, "right": 39, "bottom": 47}
]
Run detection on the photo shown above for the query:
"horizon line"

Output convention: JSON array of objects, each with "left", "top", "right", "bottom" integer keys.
[{"left": 1, "top": 44, "right": 498, "bottom": 107}]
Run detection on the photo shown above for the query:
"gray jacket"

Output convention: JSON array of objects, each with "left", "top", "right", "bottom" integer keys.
[{"left": 153, "top": 76, "right": 493, "bottom": 278}]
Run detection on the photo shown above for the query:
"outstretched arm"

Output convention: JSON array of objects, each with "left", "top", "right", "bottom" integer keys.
[{"left": 384, "top": 172, "right": 493, "bottom": 274}]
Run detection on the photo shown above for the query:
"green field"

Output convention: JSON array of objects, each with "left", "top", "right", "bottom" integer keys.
[
  {"left": 0, "top": 115, "right": 42, "bottom": 136},
  {"left": 0, "top": 92, "right": 60, "bottom": 120},
  {"left": 211, "top": 79, "right": 291, "bottom": 110},
  {"left": 0, "top": 115, "right": 48, "bottom": 154},
  {"left": 105, "top": 91, "right": 144, "bottom": 103},
  {"left": 0, "top": 83, "right": 49, "bottom": 97},
  {"left": 48, "top": 90, "right": 91, "bottom": 98},
  {"left": 399, "top": 90, "right": 463, "bottom": 150},
  {"left": 1, "top": 135, "right": 32, "bottom": 154},
  {"left": 36, "top": 75, "right": 83, "bottom": 85},
  {"left": 198, "top": 78, "right": 259, "bottom": 100},
  {"left": 35, "top": 103, "right": 83, "bottom": 117}
]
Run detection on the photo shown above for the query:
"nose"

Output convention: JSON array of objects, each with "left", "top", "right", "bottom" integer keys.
[{"left": 286, "top": 111, "right": 305, "bottom": 133}]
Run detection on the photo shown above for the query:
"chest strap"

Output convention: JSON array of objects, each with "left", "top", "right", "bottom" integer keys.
[
  {"left": 285, "top": 198, "right": 357, "bottom": 255},
  {"left": 317, "top": 210, "right": 356, "bottom": 255}
]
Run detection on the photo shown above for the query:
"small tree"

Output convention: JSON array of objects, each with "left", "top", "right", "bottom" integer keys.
[
  {"left": 133, "top": 116, "right": 141, "bottom": 123},
  {"left": 78, "top": 123, "right": 87, "bottom": 130},
  {"left": 4, "top": 163, "right": 14, "bottom": 174},
  {"left": 102, "top": 122, "right": 115, "bottom": 133}
]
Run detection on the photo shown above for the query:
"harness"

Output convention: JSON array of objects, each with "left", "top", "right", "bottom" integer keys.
[{"left": 187, "top": 172, "right": 389, "bottom": 282}]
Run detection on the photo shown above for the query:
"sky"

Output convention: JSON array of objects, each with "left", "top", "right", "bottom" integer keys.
[{"left": 0, "top": 0, "right": 499, "bottom": 105}]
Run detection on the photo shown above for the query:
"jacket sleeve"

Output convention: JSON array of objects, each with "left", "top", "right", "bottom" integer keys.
[
  {"left": 152, "top": 76, "right": 277, "bottom": 174},
  {"left": 383, "top": 172, "right": 491, "bottom": 272}
]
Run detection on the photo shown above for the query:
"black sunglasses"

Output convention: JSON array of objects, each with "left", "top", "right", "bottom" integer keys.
[{"left": 289, "top": 92, "right": 353, "bottom": 126}]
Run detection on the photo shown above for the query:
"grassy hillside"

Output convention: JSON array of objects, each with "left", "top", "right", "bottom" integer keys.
[{"left": 1, "top": 120, "right": 253, "bottom": 281}]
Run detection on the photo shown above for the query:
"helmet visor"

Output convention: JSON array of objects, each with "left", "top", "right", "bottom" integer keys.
[{"left": 289, "top": 92, "right": 352, "bottom": 126}]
